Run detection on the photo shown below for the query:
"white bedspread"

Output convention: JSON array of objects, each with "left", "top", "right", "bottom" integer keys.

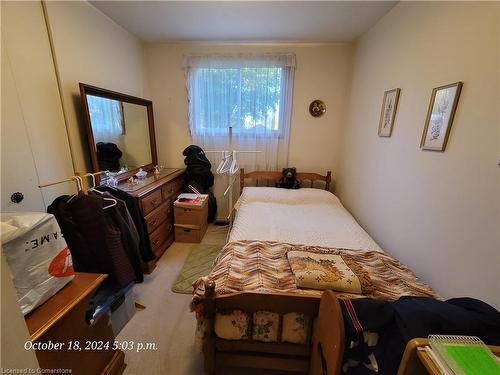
[{"left": 229, "top": 187, "right": 382, "bottom": 251}]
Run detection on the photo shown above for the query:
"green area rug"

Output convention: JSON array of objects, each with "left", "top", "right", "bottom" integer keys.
[{"left": 171, "top": 244, "right": 224, "bottom": 294}]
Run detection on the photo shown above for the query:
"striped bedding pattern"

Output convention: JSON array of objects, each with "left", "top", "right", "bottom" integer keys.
[{"left": 191, "top": 240, "right": 439, "bottom": 309}]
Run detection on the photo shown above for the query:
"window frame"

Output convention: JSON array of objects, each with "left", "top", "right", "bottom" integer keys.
[{"left": 190, "top": 65, "right": 286, "bottom": 138}]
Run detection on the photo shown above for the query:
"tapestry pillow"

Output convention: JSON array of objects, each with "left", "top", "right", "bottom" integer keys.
[
  {"left": 214, "top": 309, "right": 250, "bottom": 340},
  {"left": 282, "top": 312, "right": 311, "bottom": 344},
  {"left": 252, "top": 310, "right": 280, "bottom": 342},
  {"left": 287, "top": 250, "right": 362, "bottom": 293}
]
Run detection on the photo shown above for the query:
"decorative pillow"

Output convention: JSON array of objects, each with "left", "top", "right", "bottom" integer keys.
[
  {"left": 215, "top": 309, "right": 250, "bottom": 340},
  {"left": 282, "top": 312, "right": 311, "bottom": 344},
  {"left": 287, "top": 250, "right": 362, "bottom": 293},
  {"left": 252, "top": 311, "right": 280, "bottom": 342}
]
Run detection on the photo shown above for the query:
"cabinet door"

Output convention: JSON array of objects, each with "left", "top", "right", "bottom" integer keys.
[
  {"left": 1, "top": 40, "right": 46, "bottom": 212},
  {"left": 1, "top": 1, "right": 74, "bottom": 212}
]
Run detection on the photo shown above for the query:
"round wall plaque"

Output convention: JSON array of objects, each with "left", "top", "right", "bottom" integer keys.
[{"left": 309, "top": 100, "right": 326, "bottom": 117}]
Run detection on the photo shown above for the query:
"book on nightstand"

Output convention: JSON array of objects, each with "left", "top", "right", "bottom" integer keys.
[
  {"left": 424, "top": 335, "right": 500, "bottom": 375},
  {"left": 175, "top": 193, "right": 208, "bottom": 206}
]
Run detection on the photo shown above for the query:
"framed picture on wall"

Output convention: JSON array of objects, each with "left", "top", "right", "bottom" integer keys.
[
  {"left": 378, "top": 88, "right": 401, "bottom": 137},
  {"left": 421, "top": 81, "right": 463, "bottom": 151}
]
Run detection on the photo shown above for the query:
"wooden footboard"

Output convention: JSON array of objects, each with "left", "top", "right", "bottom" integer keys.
[
  {"left": 240, "top": 169, "right": 332, "bottom": 193},
  {"left": 310, "top": 290, "right": 345, "bottom": 375},
  {"left": 201, "top": 280, "right": 344, "bottom": 374}
]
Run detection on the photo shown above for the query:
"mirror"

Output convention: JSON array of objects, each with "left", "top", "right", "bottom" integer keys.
[{"left": 79, "top": 83, "right": 157, "bottom": 179}]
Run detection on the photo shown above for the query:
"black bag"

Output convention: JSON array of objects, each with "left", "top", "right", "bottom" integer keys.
[
  {"left": 96, "top": 142, "right": 122, "bottom": 172},
  {"left": 182, "top": 145, "right": 217, "bottom": 222},
  {"left": 183, "top": 145, "right": 214, "bottom": 191}
]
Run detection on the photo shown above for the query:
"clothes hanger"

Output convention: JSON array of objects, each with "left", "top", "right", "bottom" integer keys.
[
  {"left": 216, "top": 151, "right": 231, "bottom": 174},
  {"left": 229, "top": 151, "right": 239, "bottom": 175},
  {"left": 86, "top": 173, "right": 117, "bottom": 209},
  {"left": 102, "top": 197, "right": 117, "bottom": 210},
  {"left": 67, "top": 176, "right": 84, "bottom": 203}
]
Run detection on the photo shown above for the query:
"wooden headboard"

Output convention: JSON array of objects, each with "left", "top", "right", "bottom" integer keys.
[{"left": 239, "top": 168, "right": 331, "bottom": 194}]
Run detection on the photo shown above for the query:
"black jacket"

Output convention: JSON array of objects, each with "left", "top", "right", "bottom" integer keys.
[
  {"left": 183, "top": 145, "right": 214, "bottom": 191},
  {"left": 340, "top": 296, "right": 500, "bottom": 375},
  {"left": 48, "top": 193, "right": 140, "bottom": 287},
  {"left": 96, "top": 186, "right": 155, "bottom": 262}
]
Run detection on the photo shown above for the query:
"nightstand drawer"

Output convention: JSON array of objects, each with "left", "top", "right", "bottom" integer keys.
[
  {"left": 174, "top": 224, "right": 206, "bottom": 243},
  {"left": 174, "top": 206, "right": 206, "bottom": 227}
]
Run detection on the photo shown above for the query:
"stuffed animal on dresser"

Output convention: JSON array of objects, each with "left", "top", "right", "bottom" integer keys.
[{"left": 277, "top": 167, "right": 301, "bottom": 189}]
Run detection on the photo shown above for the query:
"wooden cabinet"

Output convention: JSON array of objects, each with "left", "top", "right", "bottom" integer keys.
[
  {"left": 117, "top": 168, "right": 184, "bottom": 273},
  {"left": 25, "top": 273, "right": 126, "bottom": 375}
]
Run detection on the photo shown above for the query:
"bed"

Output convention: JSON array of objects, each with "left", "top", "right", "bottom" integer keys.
[{"left": 193, "top": 169, "right": 437, "bottom": 374}]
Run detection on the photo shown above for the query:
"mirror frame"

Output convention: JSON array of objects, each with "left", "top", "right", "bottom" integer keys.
[{"left": 79, "top": 83, "right": 158, "bottom": 182}]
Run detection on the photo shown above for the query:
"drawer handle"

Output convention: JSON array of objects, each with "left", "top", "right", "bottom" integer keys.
[
  {"left": 152, "top": 239, "right": 159, "bottom": 246},
  {"left": 151, "top": 199, "right": 159, "bottom": 205},
  {"left": 150, "top": 219, "right": 157, "bottom": 226}
]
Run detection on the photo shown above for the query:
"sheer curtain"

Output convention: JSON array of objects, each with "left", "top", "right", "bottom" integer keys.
[
  {"left": 185, "top": 53, "right": 295, "bottom": 171},
  {"left": 87, "top": 95, "right": 124, "bottom": 143}
]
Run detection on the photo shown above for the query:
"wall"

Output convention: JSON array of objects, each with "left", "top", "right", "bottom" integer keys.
[
  {"left": 337, "top": 2, "right": 500, "bottom": 307},
  {"left": 43, "top": 0, "right": 147, "bottom": 173},
  {"left": 144, "top": 43, "right": 353, "bottom": 217},
  {"left": 144, "top": 43, "right": 353, "bottom": 171}
]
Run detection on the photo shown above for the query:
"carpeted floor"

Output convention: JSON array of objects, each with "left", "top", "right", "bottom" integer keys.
[{"left": 171, "top": 243, "right": 224, "bottom": 294}]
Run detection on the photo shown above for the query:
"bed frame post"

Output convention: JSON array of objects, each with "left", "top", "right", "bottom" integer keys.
[
  {"left": 203, "top": 279, "right": 216, "bottom": 375},
  {"left": 239, "top": 168, "right": 245, "bottom": 195},
  {"left": 325, "top": 171, "right": 332, "bottom": 191}
]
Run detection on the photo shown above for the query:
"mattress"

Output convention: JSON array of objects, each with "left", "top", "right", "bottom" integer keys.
[
  {"left": 229, "top": 187, "right": 383, "bottom": 252},
  {"left": 192, "top": 187, "right": 438, "bottom": 311}
]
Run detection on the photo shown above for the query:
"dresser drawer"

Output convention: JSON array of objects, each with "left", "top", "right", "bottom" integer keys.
[
  {"left": 141, "top": 189, "right": 162, "bottom": 215},
  {"left": 161, "top": 177, "right": 184, "bottom": 200},
  {"left": 145, "top": 200, "right": 172, "bottom": 233},
  {"left": 149, "top": 219, "right": 173, "bottom": 253},
  {"left": 161, "top": 182, "right": 176, "bottom": 200}
]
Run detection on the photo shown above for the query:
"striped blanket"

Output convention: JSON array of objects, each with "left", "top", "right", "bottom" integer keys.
[{"left": 191, "top": 240, "right": 439, "bottom": 309}]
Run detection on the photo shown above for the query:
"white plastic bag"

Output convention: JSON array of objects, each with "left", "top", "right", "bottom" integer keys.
[{"left": 1, "top": 212, "right": 74, "bottom": 315}]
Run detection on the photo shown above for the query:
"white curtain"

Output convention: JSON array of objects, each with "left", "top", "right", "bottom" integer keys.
[
  {"left": 87, "top": 95, "right": 124, "bottom": 144},
  {"left": 185, "top": 53, "right": 295, "bottom": 171}
]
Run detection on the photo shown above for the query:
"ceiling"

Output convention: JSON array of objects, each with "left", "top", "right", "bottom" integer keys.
[{"left": 90, "top": 1, "right": 397, "bottom": 43}]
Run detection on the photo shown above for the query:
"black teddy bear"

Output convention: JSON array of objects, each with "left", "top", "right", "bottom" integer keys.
[{"left": 277, "top": 167, "right": 301, "bottom": 189}]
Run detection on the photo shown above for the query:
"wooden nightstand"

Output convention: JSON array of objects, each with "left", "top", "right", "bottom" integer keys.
[
  {"left": 25, "top": 272, "right": 126, "bottom": 375},
  {"left": 174, "top": 195, "right": 208, "bottom": 243}
]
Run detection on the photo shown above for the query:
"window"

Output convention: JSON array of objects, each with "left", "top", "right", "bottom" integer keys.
[
  {"left": 87, "top": 95, "right": 125, "bottom": 142},
  {"left": 185, "top": 53, "right": 295, "bottom": 171},
  {"left": 193, "top": 66, "right": 283, "bottom": 135}
]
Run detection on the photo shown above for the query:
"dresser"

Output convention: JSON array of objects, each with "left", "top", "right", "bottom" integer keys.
[{"left": 117, "top": 168, "right": 185, "bottom": 273}]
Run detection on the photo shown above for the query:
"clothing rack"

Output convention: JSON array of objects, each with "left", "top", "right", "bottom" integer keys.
[
  {"left": 38, "top": 171, "right": 107, "bottom": 190},
  {"left": 205, "top": 127, "right": 260, "bottom": 229}
]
